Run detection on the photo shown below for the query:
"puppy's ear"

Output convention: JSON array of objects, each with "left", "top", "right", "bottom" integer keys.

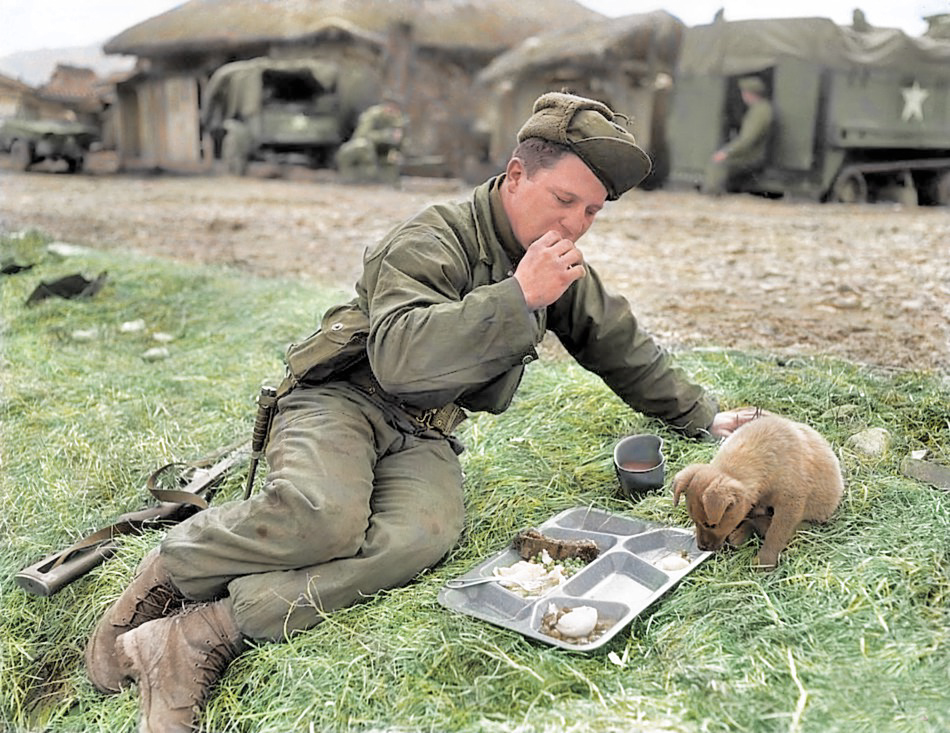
[
  {"left": 672, "top": 465, "right": 701, "bottom": 506},
  {"left": 702, "top": 481, "right": 735, "bottom": 526}
]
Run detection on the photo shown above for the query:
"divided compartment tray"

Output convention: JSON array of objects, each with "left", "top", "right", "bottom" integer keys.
[{"left": 438, "top": 506, "right": 711, "bottom": 651}]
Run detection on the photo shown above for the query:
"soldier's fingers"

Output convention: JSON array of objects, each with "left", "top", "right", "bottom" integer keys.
[
  {"left": 559, "top": 246, "right": 584, "bottom": 269},
  {"left": 565, "top": 263, "right": 587, "bottom": 281},
  {"left": 528, "top": 231, "right": 563, "bottom": 249}
]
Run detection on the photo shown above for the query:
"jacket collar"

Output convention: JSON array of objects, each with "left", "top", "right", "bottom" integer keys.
[
  {"left": 470, "top": 176, "right": 520, "bottom": 282},
  {"left": 488, "top": 174, "right": 525, "bottom": 267}
]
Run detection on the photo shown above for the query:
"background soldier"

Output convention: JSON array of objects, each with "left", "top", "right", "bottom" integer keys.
[
  {"left": 702, "top": 75, "right": 774, "bottom": 195},
  {"left": 336, "top": 96, "right": 407, "bottom": 184}
]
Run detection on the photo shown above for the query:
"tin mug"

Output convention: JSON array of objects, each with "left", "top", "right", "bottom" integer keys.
[{"left": 613, "top": 434, "right": 665, "bottom": 497}]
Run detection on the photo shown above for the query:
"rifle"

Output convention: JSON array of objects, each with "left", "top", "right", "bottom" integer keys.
[{"left": 15, "top": 442, "right": 250, "bottom": 597}]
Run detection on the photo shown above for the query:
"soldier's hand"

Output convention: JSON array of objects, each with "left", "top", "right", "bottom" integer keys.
[
  {"left": 709, "top": 406, "right": 772, "bottom": 439},
  {"left": 514, "top": 231, "right": 586, "bottom": 310}
]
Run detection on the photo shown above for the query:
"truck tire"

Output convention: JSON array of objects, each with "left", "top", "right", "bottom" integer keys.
[
  {"left": 831, "top": 170, "right": 868, "bottom": 204},
  {"left": 11, "top": 139, "right": 33, "bottom": 171},
  {"left": 221, "top": 130, "right": 249, "bottom": 176},
  {"left": 926, "top": 170, "right": 950, "bottom": 206}
]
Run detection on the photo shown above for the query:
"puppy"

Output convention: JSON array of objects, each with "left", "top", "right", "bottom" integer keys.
[{"left": 672, "top": 415, "right": 843, "bottom": 569}]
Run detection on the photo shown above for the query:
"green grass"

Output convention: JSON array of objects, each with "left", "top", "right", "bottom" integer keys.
[{"left": 1, "top": 231, "right": 948, "bottom": 733}]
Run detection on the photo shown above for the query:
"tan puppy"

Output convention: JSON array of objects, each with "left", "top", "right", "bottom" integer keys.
[{"left": 672, "top": 415, "right": 843, "bottom": 569}]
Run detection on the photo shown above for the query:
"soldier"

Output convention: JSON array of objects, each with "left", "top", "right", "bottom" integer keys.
[
  {"left": 702, "top": 76, "right": 774, "bottom": 196},
  {"left": 84, "top": 91, "right": 762, "bottom": 733},
  {"left": 336, "top": 96, "right": 407, "bottom": 184}
]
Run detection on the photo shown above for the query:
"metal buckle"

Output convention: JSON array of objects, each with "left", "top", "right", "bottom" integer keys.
[
  {"left": 411, "top": 405, "right": 462, "bottom": 434},
  {"left": 414, "top": 407, "right": 438, "bottom": 430}
]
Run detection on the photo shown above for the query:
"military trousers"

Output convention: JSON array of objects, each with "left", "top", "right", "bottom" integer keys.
[
  {"left": 161, "top": 382, "right": 465, "bottom": 641},
  {"left": 702, "top": 158, "right": 764, "bottom": 195}
]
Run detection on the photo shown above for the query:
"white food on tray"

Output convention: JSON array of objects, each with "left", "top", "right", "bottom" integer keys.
[
  {"left": 656, "top": 553, "right": 691, "bottom": 571},
  {"left": 492, "top": 555, "right": 569, "bottom": 595},
  {"left": 554, "top": 605, "right": 599, "bottom": 638}
]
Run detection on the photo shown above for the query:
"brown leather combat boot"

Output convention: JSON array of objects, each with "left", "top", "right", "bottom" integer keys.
[
  {"left": 84, "top": 548, "right": 187, "bottom": 694},
  {"left": 116, "top": 598, "right": 246, "bottom": 733}
]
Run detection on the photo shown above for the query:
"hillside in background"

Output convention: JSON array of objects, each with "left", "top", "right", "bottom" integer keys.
[{"left": 0, "top": 44, "right": 134, "bottom": 86}]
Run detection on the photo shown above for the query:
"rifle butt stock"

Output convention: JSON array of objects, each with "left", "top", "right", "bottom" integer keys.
[
  {"left": 15, "top": 503, "right": 195, "bottom": 597},
  {"left": 15, "top": 542, "right": 119, "bottom": 597}
]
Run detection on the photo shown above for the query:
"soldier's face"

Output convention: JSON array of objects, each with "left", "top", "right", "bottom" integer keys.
[{"left": 505, "top": 153, "right": 607, "bottom": 247}]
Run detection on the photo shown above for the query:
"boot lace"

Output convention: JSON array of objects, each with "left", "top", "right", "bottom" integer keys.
[
  {"left": 190, "top": 609, "right": 244, "bottom": 704},
  {"left": 128, "top": 581, "right": 186, "bottom": 628}
]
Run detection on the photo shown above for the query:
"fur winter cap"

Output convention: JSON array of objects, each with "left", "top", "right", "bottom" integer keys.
[{"left": 516, "top": 91, "right": 652, "bottom": 200}]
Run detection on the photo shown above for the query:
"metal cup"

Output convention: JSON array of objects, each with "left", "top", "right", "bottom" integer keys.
[{"left": 613, "top": 434, "right": 665, "bottom": 498}]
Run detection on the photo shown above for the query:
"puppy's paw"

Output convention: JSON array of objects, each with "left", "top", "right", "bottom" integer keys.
[
  {"left": 728, "top": 522, "right": 754, "bottom": 547},
  {"left": 755, "top": 549, "right": 779, "bottom": 570}
]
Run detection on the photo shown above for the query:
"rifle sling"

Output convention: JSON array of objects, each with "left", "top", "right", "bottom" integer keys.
[
  {"left": 47, "top": 507, "right": 174, "bottom": 569},
  {"left": 49, "top": 444, "right": 249, "bottom": 570}
]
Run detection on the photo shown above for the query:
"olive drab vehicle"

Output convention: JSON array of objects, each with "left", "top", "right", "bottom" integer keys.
[
  {"left": 202, "top": 58, "right": 368, "bottom": 175},
  {"left": 0, "top": 118, "right": 99, "bottom": 173},
  {"left": 666, "top": 18, "right": 950, "bottom": 205}
]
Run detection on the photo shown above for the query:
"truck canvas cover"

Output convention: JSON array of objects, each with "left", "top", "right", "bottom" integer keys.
[
  {"left": 677, "top": 17, "right": 950, "bottom": 75},
  {"left": 203, "top": 57, "right": 340, "bottom": 125},
  {"left": 668, "top": 16, "right": 950, "bottom": 203}
]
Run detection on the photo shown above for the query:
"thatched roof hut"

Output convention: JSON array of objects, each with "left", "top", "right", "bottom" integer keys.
[
  {"left": 104, "top": 0, "right": 603, "bottom": 59},
  {"left": 478, "top": 10, "right": 684, "bottom": 85},
  {"left": 102, "top": 0, "right": 606, "bottom": 175},
  {"left": 472, "top": 11, "right": 685, "bottom": 186},
  {"left": 39, "top": 65, "right": 103, "bottom": 115}
]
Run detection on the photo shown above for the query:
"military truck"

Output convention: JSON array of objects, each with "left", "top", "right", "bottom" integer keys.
[
  {"left": 202, "top": 58, "right": 365, "bottom": 175},
  {"left": 666, "top": 18, "right": 950, "bottom": 205},
  {"left": 0, "top": 117, "right": 99, "bottom": 173}
]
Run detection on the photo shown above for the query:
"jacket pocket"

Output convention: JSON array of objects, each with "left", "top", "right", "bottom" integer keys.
[{"left": 283, "top": 300, "right": 369, "bottom": 389}]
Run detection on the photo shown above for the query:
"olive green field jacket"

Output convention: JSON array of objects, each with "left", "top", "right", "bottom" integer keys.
[{"left": 723, "top": 99, "right": 774, "bottom": 168}]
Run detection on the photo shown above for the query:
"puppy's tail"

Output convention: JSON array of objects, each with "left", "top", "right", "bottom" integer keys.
[{"left": 672, "top": 464, "right": 703, "bottom": 506}]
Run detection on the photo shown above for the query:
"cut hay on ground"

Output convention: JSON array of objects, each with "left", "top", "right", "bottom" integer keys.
[{"left": 1, "top": 232, "right": 947, "bottom": 732}]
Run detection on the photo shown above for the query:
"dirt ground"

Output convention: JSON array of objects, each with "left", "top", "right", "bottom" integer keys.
[{"left": 1, "top": 153, "right": 948, "bottom": 375}]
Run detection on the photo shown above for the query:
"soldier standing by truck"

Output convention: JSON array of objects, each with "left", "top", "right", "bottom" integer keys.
[
  {"left": 336, "top": 96, "right": 407, "bottom": 184},
  {"left": 702, "top": 76, "right": 774, "bottom": 196}
]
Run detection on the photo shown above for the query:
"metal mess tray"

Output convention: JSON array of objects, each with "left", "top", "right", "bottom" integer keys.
[{"left": 438, "top": 506, "right": 711, "bottom": 651}]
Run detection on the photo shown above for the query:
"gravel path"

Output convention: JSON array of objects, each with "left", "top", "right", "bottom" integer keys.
[{"left": 2, "top": 156, "right": 947, "bottom": 374}]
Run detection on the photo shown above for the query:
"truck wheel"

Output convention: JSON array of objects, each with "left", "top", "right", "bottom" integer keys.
[
  {"left": 11, "top": 139, "right": 33, "bottom": 171},
  {"left": 930, "top": 171, "right": 950, "bottom": 206},
  {"left": 222, "top": 131, "right": 249, "bottom": 176},
  {"left": 831, "top": 170, "right": 867, "bottom": 204}
]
